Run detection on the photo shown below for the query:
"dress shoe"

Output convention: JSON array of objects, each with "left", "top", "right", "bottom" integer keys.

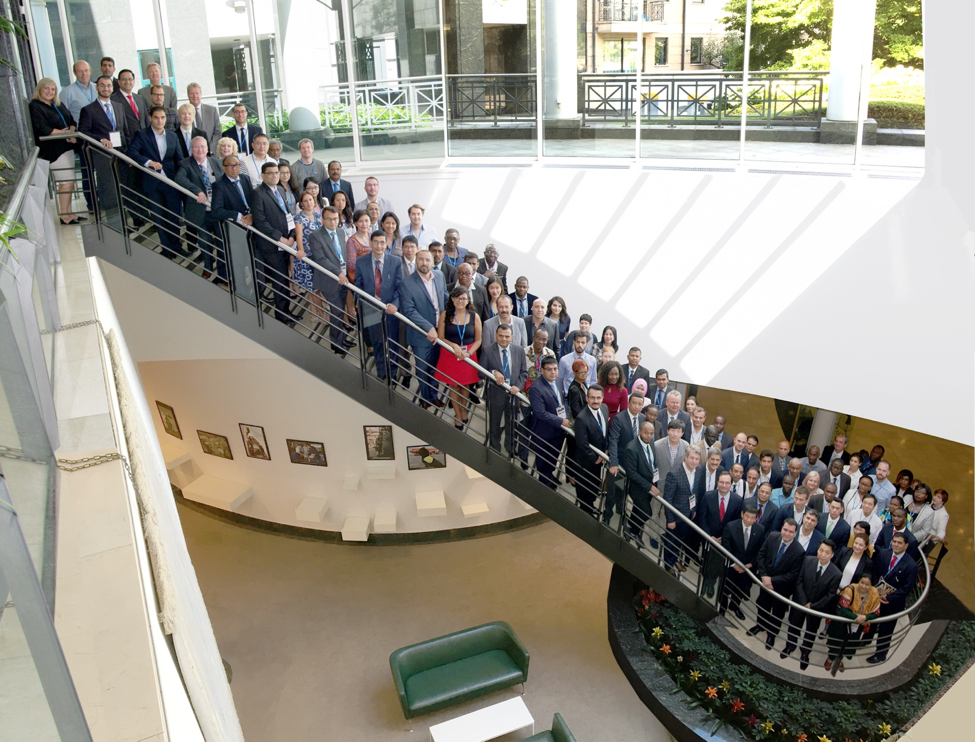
[
  {"left": 342, "top": 337, "right": 356, "bottom": 348},
  {"left": 764, "top": 637, "right": 775, "bottom": 651},
  {"left": 733, "top": 609, "right": 746, "bottom": 621},
  {"left": 432, "top": 399, "right": 446, "bottom": 408},
  {"left": 799, "top": 654, "right": 809, "bottom": 671},
  {"left": 649, "top": 537, "right": 660, "bottom": 550},
  {"left": 746, "top": 625, "right": 761, "bottom": 637},
  {"left": 330, "top": 344, "right": 347, "bottom": 358},
  {"left": 704, "top": 584, "right": 715, "bottom": 598},
  {"left": 401, "top": 375, "right": 412, "bottom": 388},
  {"left": 866, "top": 654, "right": 885, "bottom": 664}
]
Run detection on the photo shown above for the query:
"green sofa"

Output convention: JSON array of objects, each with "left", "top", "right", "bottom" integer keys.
[
  {"left": 525, "top": 713, "right": 576, "bottom": 742},
  {"left": 389, "top": 621, "right": 529, "bottom": 720}
]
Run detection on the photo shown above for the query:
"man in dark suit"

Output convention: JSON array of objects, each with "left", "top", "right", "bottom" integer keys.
[
  {"left": 477, "top": 244, "right": 508, "bottom": 292},
  {"left": 78, "top": 75, "right": 135, "bottom": 212},
  {"left": 876, "top": 509, "right": 921, "bottom": 560},
  {"left": 868, "top": 533, "right": 919, "bottom": 663},
  {"left": 797, "top": 510, "right": 825, "bottom": 555},
  {"left": 354, "top": 231, "right": 404, "bottom": 381},
  {"left": 622, "top": 347, "right": 651, "bottom": 393},
  {"left": 747, "top": 519, "right": 805, "bottom": 651},
  {"left": 137, "top": 62, "right": 177, "bottom": 110},
  {"left": 658, "top": 390, "right": 691, "bottom": 431},
  {"left": 322, "top": 160, "right": 355, "bottom": 207},
  {"left": 112, "top": 69, "right": 148, "bottom": 132},
  {"left": 186, "top": 83, "right": 222, "bottom": 152},
  {"left": 448, "top": 263, "right": 490, "bottom": 319},
  {"left": 821, "top": 434, "right": 851, "bottom": 468},
  {"left": 480, "top": 324, "right": 527, "bottom": 454},
  {"left": 174, "top": 103, "right": 208, "bottom": 160},
  {"left": 428, "top": 242, "right": 458, "bottom": 284},
  {"left": 622, "top": 420, "right": 660, "bottom": 546},
  {"left": 756, "top": 450, "right": 784, "bottom": 489},
  {"left": 662, "top": 445, "right": 705, "bottom": 576},
  {"left": 770, "top": 486, "right": 811, "bottom": 534},
  {"left": 508, "top": 276, "right": 538, "bottom": 319},
  {"left": 605, "top": 393, "right": 644, "bottom": 524},
  {"left": 250, "top": 160, "right": 299, "bottom": 324},
  {"left": 305, "top": 206, "right": 352, "bottom": 354},
  {"left": 399, "top": 250, "right": 448, "bottom": 409},
  {"left": 744, "top": 482, "right": 779, "bottom": 529},
  {"left": 210, "top": 154, "right": 254, "bottom": 283},
  {"left": 529, "top": 357, "right": 570, "bottom": 489},
  {"left": 572, "top": 385, "right": 609, "bottom": 516},
  {"left": 697, "top": 471, "right": 744, "bottom": 597},
  {"left": 648, "top": 369, "right": 675, "bottom": 410},
  {"left": 781, "top": 541, "right": 842, "bottom": 669},
  {"left": 127, "top": 106, "right": 182, "bottom": 256},
  {"left": 720, "top": 504, "right": 765, "bottom": 620},
  {"left": 222, "top": 103, "right": 263, "bottom": 155},
  {"left": 816, "top": 499, "right": 851, "bottom": 546},
  {"left": 175, "top": 137, "right": 223, "bottom": 273},
  {"left": 808, "top": 483, "right": 839, "bottom": 515},
  {"left": 821, "top": 458, "right": 852, "bottom": 501},
  {"left": 525, "top": 299, "right": 560, "bottom": 354},
  {"left": 713, "top": 415, "right": 734, "bottom": 450},
  {"left": 772, "top": 439, "right": 793, "bottom": 472},
  {"left": 722, "top": 432, "right": 757, "bottom": 473}
]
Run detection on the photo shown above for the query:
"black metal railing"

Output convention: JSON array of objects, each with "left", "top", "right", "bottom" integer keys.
[
  {"left": 46, "top": 131, "right": 932, "bottom": 677},
  {"left": 581, "top": 71, "right": 825, "bottom": 128},
  {"left": 446, "top": 75, "right": 537, "bottom": 126}
]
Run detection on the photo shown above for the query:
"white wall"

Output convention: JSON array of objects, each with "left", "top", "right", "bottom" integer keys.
[{"left": 139, "top": 358, "right": 533, "bottom": 533}]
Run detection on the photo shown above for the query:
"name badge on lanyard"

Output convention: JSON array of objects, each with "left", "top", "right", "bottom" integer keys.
[{"left": 285, "top": 212, "right": 295, "bottom": 231}]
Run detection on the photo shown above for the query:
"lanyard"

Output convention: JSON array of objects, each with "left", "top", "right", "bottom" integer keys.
[
  {"left": 75, "top": 81, "right": 93, "bottom": 103},
  {"left": 457, "top": 311, "right": 467, "bottom": 347},
  {"left": 298, "top": 160, "right": 314, "bottom": 178},
  {"left": 50, "top": 103, "right": 68, "bottom": 127}
]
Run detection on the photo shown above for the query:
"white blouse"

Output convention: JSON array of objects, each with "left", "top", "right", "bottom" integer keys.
[
  {"left": 912, "top": 506, "right": 949, "bottom": 545},
  {"left": 840, "top": 554, "right": 863, "bottom": 589}
]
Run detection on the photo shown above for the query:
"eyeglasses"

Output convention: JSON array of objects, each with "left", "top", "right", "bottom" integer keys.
[{"left": 225, "top": 163, "right": 241, "bottom": 168}]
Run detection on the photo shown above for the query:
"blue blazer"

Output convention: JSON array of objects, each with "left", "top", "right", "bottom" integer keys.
[
  {"left": 399, "top": 270, "right": 447, "bottom": 351},
  {"left": 816, "top": 515, "right": 851, "bottom": 548},
  {"left": 722, "top": 447, "right": 757, "bottom": 473},
  {"left": 354, "top": 253, "right": 402, "bottom": 309},
  {"left": 662, "top": 466, "right": 705, "bottom": 524},
  {"left": 872, "top": 550, "right": 918, "bottom": 608},
  {"left": 801, "top": 527, "right": 825, "bottom": 556},
  {"left": 127, "top": 128, "right": 181, "bottom": 183},
  {"left": 696, "top": 490, "right": 743, "bottom": 538},
  {"left": 528, "top": 379, "right": 566, "bottom": 441}
]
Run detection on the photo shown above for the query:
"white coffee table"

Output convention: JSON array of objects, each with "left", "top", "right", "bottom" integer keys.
[{"left": 429, "top": 697, "right": 534, "bottom": 742}]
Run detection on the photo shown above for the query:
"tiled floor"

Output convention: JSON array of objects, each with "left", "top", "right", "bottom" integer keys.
[{"left": 693, "top": 385, "right": 974, "bottom": 610}]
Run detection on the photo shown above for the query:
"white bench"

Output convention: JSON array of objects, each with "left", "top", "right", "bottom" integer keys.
[
  {"left": 428, "top": 697, "right": 533, "bottom": 742},
  {"left": 182, "top": 475, "right": 252, "bottom": 512}
]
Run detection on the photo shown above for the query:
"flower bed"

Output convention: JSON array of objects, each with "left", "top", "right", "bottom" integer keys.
[{"left": 632, "top": 586, "right": 975, "bottom": 742}]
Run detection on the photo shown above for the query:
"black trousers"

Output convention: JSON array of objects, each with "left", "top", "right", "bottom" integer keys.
[{"left": 255, "top": 241, "right": 292, "bottom": 322}]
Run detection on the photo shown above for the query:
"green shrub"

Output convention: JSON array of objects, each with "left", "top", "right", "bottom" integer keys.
[{"left": 867, "top": 100, "right": 925, "bottom": 129}]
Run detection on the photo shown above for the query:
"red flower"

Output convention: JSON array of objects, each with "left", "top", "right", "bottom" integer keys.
[
  {"left": 747, "top": 715, "right": 759, "bottom": 728},
  {"left": 731, "top": 698, "right": 745, "bottom": 713}
]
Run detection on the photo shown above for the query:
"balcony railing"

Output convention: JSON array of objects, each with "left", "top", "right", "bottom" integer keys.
[
  {"left": 598, "top": 0, "right": 665, "bottom": 23},
  {"left": 581, "top": 71, "right": 826, "bottom": 127}
]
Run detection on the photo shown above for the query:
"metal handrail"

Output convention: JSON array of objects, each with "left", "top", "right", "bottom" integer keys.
[
  {"left": 46, "top": 131, "right": 930, "bottom": 630},
  {"left": 0, "top": 147, "right": 40, "bottom": 232}
]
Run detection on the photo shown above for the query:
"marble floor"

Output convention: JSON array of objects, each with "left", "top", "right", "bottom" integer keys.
[{"left": 693, "top": 385, "right": 975, "bottom": 610}]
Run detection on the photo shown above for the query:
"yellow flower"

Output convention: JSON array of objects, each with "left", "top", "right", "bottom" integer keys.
[
  {"left": 720, "top": 680, "right": 731, "bottom": 692},
  {"left": 652, "top": 627, "right": 664, "bottom": 638},
  {"left": 818, "top": 736, "right": 831, "bottom": 742},
  {"left": 878, "top": 723, "right": 892, "bottom": 737},
  {"left": 928, "top": 663, "right": 941, "bottom": 676},
  {"left": 762, "top": 721, "right": 775, "bottom": 733},
  {"left": 689, "top": 670, "right": 702, "bottom": 681}
]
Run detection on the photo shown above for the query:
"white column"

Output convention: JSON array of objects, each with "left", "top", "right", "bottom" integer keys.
[
  {"left": 807, "top": 409, "right": 838, "bottom": 452},
  {"left": 825, "top": 0, "right": 877, "bottom": 122},
  {"left": 543, "top": 0, "right": 577, "bottom": 119},
  {"left": 278, "top": 0, "right": 322, "bottom": 130}
]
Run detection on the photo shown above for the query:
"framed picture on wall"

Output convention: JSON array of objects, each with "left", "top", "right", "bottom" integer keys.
[
  {"left": 406, "top": 445, "right": 446, "bottom": 470},
  {"left": 156, "top": 401, "right": 181, "bottom": 439},
  {"left": 197, "top": 430, "right": 233, "bottom": 460},
  {"left": 287, "top": 439, "right": 327, "bottom": 467},
  {"left": 363, "top": 425, "right": 394, "bottom": 461},
  {"left": 239, "top": 423, "right": 270, "bottom": 460}
]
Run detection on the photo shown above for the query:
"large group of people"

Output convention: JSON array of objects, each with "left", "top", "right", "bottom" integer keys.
[{"left": 33, "top": 59, "right": 950, "bottom": 674}]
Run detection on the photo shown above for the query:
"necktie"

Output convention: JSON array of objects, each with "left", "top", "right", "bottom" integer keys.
[
  {"left": 738, "top": 451, "right": 745, "bottom": 466},
  {"left": 195, "top": 106, "right": 203, "bottom": 129},
  {"left": 374, "top": 261, "right": 382, "bottom": 297},
  {"left": 757, "top": 503, "right": 765, "bottom": 522},
  {"left": 773, "top": 540, "right": 787, "bottom": 566},
  {"left": 234, "top": 179, "right": 248, "bottom": 209},
  {"left": 816, "top": 566, "right": 824, "bottom": 580},
  {"left": 239, "top": 127, "right": 247, "bottom": 152},
  {"left": 502, "top": 348, "right": 510, "bottom": 381},
  {"left": 273, "top": 187, "right": 286, "bottom": 213},
  {"left": 743, "top": 527, "right": 750, "bottom": 548},
  {"left": 825, "top": 519, "right": 834, "bottom": 538},
  {"left": 631, "top": 415, "right": 637, "bottom": 440},
  {"left": 126, "top": 94, "right": 138, "bottom": 118},
  {"left": 104, "top": 102, "right": 116, "bottom": 129},
  {"left": 519, "top": 298, "right": 526, "bottom": 317},
  {"left": 656, "top": 389, "right": 663, "bottom": 406},
  {"left": 184, "top": 131, "right": 191, "bottom": 152},
  {"left": 333, "top": 181, "right": 340, "bottom": 194},
  {"left": 719, "top": 496, "right": 726, "bottom": 520},
  {"left": 329, "top": 230, "right": 342, "bottom": 261},
  {"left": 644, "top": 443, "right": 653, "bottom": 464},
  {"left": 888, "top": 556, "right": 896, "bottom": 573},
  {"left": 597, "top": 411, "right": 605, "bottom": 436},
  {"left": 628, "top": 367, "right": 635, "bottom": 385},
  {"left": 199, "top": 162, "right": 211, "bottom": 197}
]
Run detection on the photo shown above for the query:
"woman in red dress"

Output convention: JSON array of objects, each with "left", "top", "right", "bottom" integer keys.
[
  {"left": 435, "top": 286, "right": 483, "bottom": 429},
  {"left": 597, "top": 360, "right": 629, "bottom": 420}
]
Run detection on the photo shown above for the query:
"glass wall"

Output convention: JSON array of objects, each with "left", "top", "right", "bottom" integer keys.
[{"left": 28, "top": 0, "right": 924, "bottom": 170}]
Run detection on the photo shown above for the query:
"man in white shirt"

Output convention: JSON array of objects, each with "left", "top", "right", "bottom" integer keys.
[
  {"left": 728, "top": 463, "right": 745, "bottom": 497},
  {"left": 870, "top": 461, "right": 896, "bottom": 512},
  {"left": 846, "top": 494, "right": 883, "bottom": 544},
  {"left": 404, "top": 203, "right": 438, "bottom": 247},
  {"left": 354, "top": 175, "right": 394, "bottom": 214},
  {"left": 241, "top": 134, "right": 276, "bottom": 187},
  {"left": 817, "top": 498, "right": 849, "bottom": 545},
  {"left": 742, "top": 467, "right": 760, "bottom": 499},
  {"left": 701, "top": 446, "right": 723, "bottom": 492},
  {"left": 795, "top": 510, "right": 822, "bottom": 553}
]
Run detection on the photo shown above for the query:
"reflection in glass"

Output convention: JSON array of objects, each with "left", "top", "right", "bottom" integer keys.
[{"left": 28, "top": 0, "right": 71, "bottom": 87}]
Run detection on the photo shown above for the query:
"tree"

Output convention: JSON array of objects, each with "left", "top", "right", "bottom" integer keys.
[{"left": 719, "top": 0, "right": 923, "bottom": 71}]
